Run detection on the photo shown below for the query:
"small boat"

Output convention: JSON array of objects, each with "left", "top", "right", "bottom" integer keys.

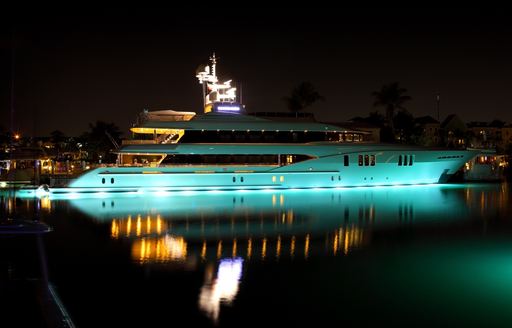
[
  {"left": 463, "top": 152, "right": 507, "bottom": 182},
  {"left": 0, "top": 219, "right": 52, "bottom": 234}
]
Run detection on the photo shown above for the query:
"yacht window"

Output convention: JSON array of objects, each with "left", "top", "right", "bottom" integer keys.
[
  {"left": 409, "top": 155, "right": 414, "bottom": 166},
  {"left": 398, "top": 155, "right": 402, "bottom": 166},
  {"left": 370, "top": 155, "right": 375, "bottom": 166},
  {"left": 364, "top": 155, "right": 369, "bottom": 166},
  {"left": 102, "top": 178, "right": 105, "bottom": 184},
  {"left": 344, "top": 155, "right": 349, "bottom": 166},
  {"left": 358, "top": 155, "right": 363, "bottom": 166},
  {"left": 404, "top": 155, "right": 409, "bottom": 166},
  {"left": 160, "top": 154, "right": 314, "bottom": 166}
]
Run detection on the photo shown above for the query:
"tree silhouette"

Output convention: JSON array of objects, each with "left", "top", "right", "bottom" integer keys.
[
  {"left": 372, "top": 82, "right": 411, "bottom": 132},
  {"left": 81, "top": 121, "right": 122, "bottom": 163},
  {"left": 50, "top": 130, "right": 66, "bottom": 157},
  {"left": 284, "top": 82, "right": 324, "bottom": 114},
  {"left": 366, "top": 111, "right": 386, "bottom": 127},
  {"left": 489, "top": 119, "right": 506, "bottom": 128}
]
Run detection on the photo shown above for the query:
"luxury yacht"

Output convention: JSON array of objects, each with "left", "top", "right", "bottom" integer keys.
[{"left": 59, "top": 55, "right": 479, "bottom": 193}]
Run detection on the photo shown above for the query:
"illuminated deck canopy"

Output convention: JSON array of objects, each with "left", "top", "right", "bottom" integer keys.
[{"left": 132, "top": 112, "right": 366, "bottom": 134}]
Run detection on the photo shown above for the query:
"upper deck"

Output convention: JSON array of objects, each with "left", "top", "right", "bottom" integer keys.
[{"left": 126, "top": 111, "right": 371, "bottom": 145}]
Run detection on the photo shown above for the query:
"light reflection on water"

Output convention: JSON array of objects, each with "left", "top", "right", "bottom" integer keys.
[
  {"left": 57, "top": 184, "right": 468, "bottom": 262},
  {"left": 61, "top": 184, "right": 507, "bottom": 261},
  {"left": 2, "top": 183, "right": 512, "bottom": 326},
  {"left": 199, "top": 258, "right": 244, "bottom": 324}
]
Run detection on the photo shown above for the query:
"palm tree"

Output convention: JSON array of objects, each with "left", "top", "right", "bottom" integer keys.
[
  {"left": 372, "top": 82, "right": 411, "bottom": 131},
  {"left": 284, "top": 82, "right": 324, "bottom": 115}
]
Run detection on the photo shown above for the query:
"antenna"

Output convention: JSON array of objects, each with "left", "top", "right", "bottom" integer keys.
[
  {"left": 210, "top": 52, "right": 217, "bottom": 78},
  {"left": 196, "top": 53, "right": 238, "bottom": 113},
  {"left": 10, "top": 28, "right": 16, "bottom": 144},
  {"left": 239, "top": 82, "right": 243, "bottom": 105},
  {"left": 436, "top": 93, "right": 440, "bottom": 121}
]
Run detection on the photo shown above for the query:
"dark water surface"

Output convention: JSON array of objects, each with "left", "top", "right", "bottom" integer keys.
[{"left": 2, "top": 183, "right": 512, "bottom": 327}]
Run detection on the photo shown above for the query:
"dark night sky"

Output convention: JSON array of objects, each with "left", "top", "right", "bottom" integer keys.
[{"left": 1, "top": 7, "right": 511, "bottom": 137}]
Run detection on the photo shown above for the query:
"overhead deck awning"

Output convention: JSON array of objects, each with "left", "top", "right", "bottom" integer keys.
[{"left": 131, "top": 113, "right": 369, "bottom": 134}]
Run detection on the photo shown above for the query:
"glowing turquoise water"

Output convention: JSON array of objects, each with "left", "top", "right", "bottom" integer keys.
[{"left": 2, "top": 183, "right": 512, "bottom": 326}]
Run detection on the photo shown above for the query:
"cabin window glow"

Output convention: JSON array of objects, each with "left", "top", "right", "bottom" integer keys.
[{"left": 160, "top": 154, "right": 313, "bottom": 166}]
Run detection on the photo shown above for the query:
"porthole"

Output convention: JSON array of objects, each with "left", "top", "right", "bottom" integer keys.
[
  {"left": 233, "top": 177, "right": 236, "bottom": 183},
  {"left": 102, "top": 178, "right": 105, "bottom": 184},
  {"left": 111, "top": 178, "right": 114, "bottom": 184},
  {"left": 241, "top": 177, "right": 244, "bottom": 183}
]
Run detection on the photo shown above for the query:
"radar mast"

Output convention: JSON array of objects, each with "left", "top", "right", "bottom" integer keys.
[{"left": 196, "top": 53, "right": 241, "bottom": 114}]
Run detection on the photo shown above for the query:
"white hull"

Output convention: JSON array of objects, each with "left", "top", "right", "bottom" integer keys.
[{"left": 64, "top": 147, "right": 478, "bottom": 192}]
